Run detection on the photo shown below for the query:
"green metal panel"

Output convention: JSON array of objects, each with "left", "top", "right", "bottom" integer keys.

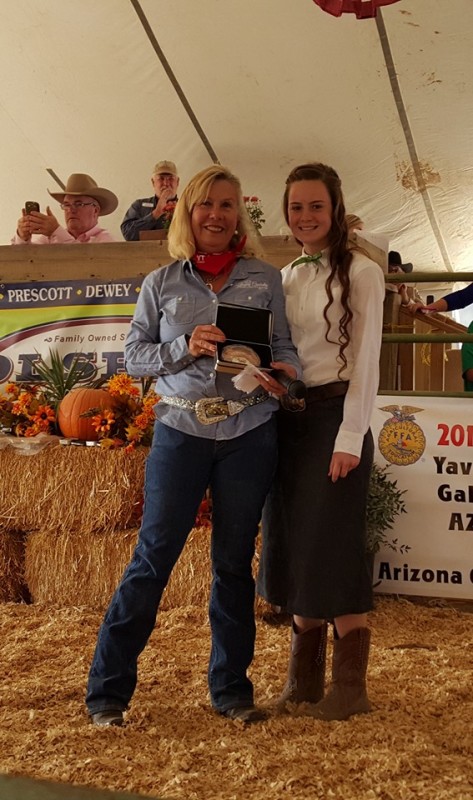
[
  {"left": 382, "top": 333, "right": 473, "bottom": 343},
  {"left": 385, "top": 272, "right": 473, "bottom": 283},
  {"left": 378, "top": 390, "right": 473, "bottom": 398}
]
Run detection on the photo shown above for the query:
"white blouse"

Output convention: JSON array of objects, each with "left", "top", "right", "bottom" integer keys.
[{"left": 281, "top": 250, "right": 385, "bottom": 458}]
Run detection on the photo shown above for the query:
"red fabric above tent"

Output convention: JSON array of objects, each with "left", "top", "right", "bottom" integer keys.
[{"left": 312, "top": 0, "right": 401, "bottom": 18}]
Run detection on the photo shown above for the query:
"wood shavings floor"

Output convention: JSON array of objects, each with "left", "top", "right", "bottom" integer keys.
[{"left": 0, "top": 597, "right": 472, "bottom": 800}]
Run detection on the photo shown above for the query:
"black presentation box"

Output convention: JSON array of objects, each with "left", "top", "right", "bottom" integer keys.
[{"left": 215, "top": 302, "right": 274, "bottom": 375}]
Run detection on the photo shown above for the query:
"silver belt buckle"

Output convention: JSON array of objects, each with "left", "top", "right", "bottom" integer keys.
[{"left": 195, "top": 396, "right": 228, "bottom": 425}]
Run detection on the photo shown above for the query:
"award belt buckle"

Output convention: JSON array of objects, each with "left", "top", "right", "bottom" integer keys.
[
  {"left": 194, "top": 396, "right": 246, "bottom": 424},
  {"left": 195, "top": 397, "right": 229, "bottom": 425}
]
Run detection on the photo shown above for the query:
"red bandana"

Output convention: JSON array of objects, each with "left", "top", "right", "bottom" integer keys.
[{"left": 193, "top": 236, "right": 246, "bottom": 277}]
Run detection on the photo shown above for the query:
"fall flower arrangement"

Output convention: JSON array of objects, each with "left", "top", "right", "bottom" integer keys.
[
  {"left": 0, "top": 349, "right": 93, "bottom": 438},
  {"left": 0, "top": 350, "right": 159, "bottom": 451},
  {"left": 85, "top": 374, "right": 158, "bottom": 450},
  {"left": 161, "top": 200, "right": 177, "bottom": 229},
  {"left": 243, "top": 196, "right": 265, "bottom": 232},
  {"left": 0, "top": 383, "right": 56, "bottom": 436}
]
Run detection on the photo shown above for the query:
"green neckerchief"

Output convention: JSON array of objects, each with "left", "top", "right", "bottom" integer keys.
[{"left": 291, "top": 252, "right": 323, "bottom": 268}]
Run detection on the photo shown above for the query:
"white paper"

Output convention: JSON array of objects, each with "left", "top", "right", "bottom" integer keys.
[{"left": 232, "top": 364, "right": 268, "bottom": 393}]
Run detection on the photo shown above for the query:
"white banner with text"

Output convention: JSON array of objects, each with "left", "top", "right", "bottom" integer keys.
[{"left": 371, "top": 395, "right": 473, "bottom": 600}]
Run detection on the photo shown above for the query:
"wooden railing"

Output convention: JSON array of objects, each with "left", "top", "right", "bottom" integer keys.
[
  {"left": 0, "top": 235, "right": 300, "bottom": 281},
  {"left": 2, "top": 240, "right": 472, "bottom": 397},
  {"left": 380, "top": 273, "right": 473, "bottom": 395}
]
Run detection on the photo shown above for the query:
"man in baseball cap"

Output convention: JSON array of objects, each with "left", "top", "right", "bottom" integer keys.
[{"left": 121, "top": 161, "right": 179, "bottom": 241}]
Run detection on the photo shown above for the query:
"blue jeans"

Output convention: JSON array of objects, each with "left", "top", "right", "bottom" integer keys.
[{"left": 86, "top": 418, "right": 277, "bottom": 715}]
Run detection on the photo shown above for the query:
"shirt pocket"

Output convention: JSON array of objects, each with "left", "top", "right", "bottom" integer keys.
[
  {"left": 162, "top": 296, "right": 196, "bottom": 325},
  {"left": 230, "top": 287, "right": 272, "bottom": 309}
]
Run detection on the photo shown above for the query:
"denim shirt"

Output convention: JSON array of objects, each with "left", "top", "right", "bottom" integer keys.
[
  {"left": 120, "top": 195, "right": 177, "bottom": 241},
  {"left": 125, "top": 257, "right": 301, "bottom": 440}
]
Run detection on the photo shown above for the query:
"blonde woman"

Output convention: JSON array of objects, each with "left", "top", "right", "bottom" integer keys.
[{"left": 86, "top": 165, "right": 300, "bottom": 727}]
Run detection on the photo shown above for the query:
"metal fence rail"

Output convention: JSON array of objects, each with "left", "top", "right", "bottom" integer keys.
[{"left": 381, "top": 271, "right": 472, "bottom": 394}]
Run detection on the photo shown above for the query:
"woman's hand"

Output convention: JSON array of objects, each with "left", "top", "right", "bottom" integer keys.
[
  {"left": 253, "top": 361, "right": 297, "bottom": 396},
  {"left": 188, "top": 324, "right": 225, "bottom": 358},
  {"left": 407, "top": 298, "right": 447, "bottom": 316},
  {"left": 406, "top": 301, "right": 425, "bottom": 315},
  {"left": 329, "top": 451, "right": 360, "bottom": 482}
]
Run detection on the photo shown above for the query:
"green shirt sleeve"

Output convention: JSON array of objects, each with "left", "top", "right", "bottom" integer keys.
[{"left": 461, "top": 321, "right": 473, "bottom": 391}]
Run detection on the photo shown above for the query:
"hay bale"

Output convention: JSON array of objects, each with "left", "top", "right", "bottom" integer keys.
[
  {"left": 25, "top": 527, "right": 212, "bottom": 609},
  {"left": 0, "top": 447, "right": 147, "bottom": 534},
  {"left": 25, "top": 528, "right": 138, "bottom": 607},
  {"left": 24, "top": 526, "right": 271, "bottom": 614},
  {"left": 0, "top": 530, "right": 30, "bottom": 602},
  {"left": 162, "top": 526, "right": 211, "bottom": 611}
]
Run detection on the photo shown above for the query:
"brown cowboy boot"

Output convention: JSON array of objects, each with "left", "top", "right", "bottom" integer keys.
[
  {"left": 305, "top": 627, "right": 372, "bottom": 721},
  {"left": 277, "top": 621, "right": 327, "bottom": 708}
]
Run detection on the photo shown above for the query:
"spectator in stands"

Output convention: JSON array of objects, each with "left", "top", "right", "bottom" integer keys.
[
  {"left": 388, "top": 250, "right": 412, "bottom": 276},
  {"left": 387, "top": 250, "right": 422, "bottom": 308},
  {"left": 121, "top": 160, "right": 179, "bottom": 241},
  {"left": 12, "top": 174, "right": 118, "bottom": 245}
]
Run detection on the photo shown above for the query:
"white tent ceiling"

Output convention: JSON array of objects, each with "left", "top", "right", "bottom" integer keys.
[{"left": 1, "top": 0, "right": 472, "bottom": 275}]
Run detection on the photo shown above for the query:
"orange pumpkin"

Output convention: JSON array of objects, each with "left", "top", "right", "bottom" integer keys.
[{"left": 58, "top": 387, "right": 114, "bottom": 441}]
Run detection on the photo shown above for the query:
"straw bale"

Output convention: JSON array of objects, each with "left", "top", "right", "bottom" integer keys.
[
  {"left": 162, "top": 527, "right": 211, "bottom": 611},
  {"left": 0, "top": 446, "right": 147, "bottom": 534},
  {"left": 25, "top": 528, "right": 138, "bottom": 607},
  {"left": 0, "top": 530, "right": 30, "bottom": 602},
  {"left": 25, "top": 526, "right": 213, "bottom": 609},
  {"left": 24, "top": 526, "right": 272, "bottom": 615}
]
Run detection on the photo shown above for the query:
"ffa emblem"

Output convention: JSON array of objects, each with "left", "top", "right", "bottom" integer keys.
[{"left": 378, "top": 405, "right": 426, "bottom": 466}]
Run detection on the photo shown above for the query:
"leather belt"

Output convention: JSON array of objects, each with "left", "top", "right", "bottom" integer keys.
[
  {"left": 306, "top": 382, "right": 349, "bottom": 404},
  {"left": 159, "top": 393, "right": 269, "bottom": 425}
]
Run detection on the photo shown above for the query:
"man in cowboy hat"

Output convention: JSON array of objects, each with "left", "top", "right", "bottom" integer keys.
[
  {"left": 121, "top": 160, "right": 179, "bottom": 241},
  {"left": 388, "top": 250, "right": 413, "bottom": 274},
  {"left": 386, "top": 250, "right": 424, "bottom": 309},
  {"left": 12, "top": 173, "right": 118, "bottom": 244}
]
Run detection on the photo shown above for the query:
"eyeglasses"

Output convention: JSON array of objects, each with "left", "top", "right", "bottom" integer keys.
[{"left": 60, "top": 201, "right": 99, "bottom": 210}]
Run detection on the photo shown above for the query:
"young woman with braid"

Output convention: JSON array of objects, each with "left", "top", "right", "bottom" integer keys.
[{"left": 258, "top": 163, "right": 385, "bottom": 721}]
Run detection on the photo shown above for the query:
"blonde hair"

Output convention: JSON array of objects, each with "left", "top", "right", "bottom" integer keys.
[{"left": 167, "top": 165, "right": 263, "bottom": 261}]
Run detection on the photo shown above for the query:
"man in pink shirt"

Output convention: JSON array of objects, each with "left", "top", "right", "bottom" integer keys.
[{"left": 12, "top": 173, "right": 118, "bottom": 244}]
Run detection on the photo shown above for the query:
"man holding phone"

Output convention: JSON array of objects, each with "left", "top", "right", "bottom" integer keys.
[{"left": 12, "top": 173, "right": 118, "bottom": 245}]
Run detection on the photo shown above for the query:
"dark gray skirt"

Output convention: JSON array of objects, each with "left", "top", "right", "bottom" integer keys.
[{"left": 257, "top": 394, "right": 374, "bottom": 619}]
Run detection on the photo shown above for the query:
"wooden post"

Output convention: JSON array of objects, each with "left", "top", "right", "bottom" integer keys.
[
  {"left": 379, "top": 290, "right": 401, "bottom": 390},
  {"left": 398, "top": 307, "right": 414, "bottom": 390}
]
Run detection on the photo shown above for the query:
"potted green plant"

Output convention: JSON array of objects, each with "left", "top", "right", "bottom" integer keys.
[
  {"left": 366, "top": 463, "right": 408, "bottom": 556},
  {"left": 25, "top": 348, "right": 96, "bottom": 411}
]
